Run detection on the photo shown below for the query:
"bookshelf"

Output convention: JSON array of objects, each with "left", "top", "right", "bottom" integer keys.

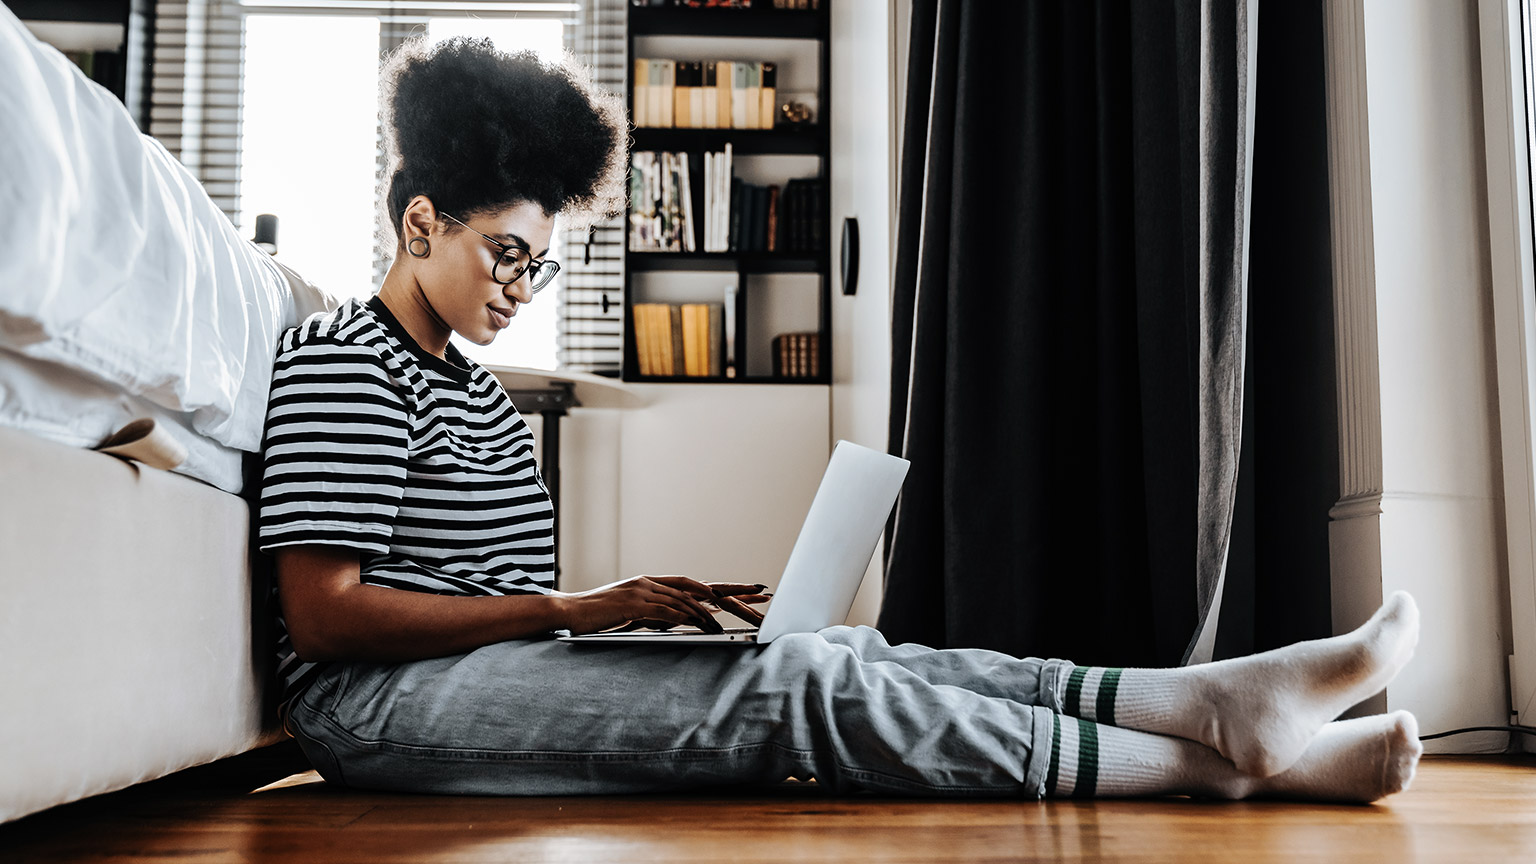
[
  {"left": 623, "top": 0, "right": 831, "bottom": 385},
  {"left": 3, "top": 0, "right": 154, "bottom": 129}
]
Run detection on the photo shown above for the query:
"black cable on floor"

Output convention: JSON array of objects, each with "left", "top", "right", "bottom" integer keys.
[{"left": 1419, "top": 725, "right": 1536, "bottom": 741}]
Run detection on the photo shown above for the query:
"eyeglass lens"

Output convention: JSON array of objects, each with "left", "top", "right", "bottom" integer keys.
[{"left": 494, "top": 250, "right": 558, "bottom": 292}]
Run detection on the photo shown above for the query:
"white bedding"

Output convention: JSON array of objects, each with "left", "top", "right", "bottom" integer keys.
[
  {"left": 0, "top": 4, "right": 299, "bottom": 454},
  {"left": 0, "top": 347, "right": 248, "bottom": 492}
]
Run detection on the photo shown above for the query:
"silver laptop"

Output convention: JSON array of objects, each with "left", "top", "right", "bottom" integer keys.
[{"left": 558, "top": 440, "right": 910, "bottom": 645}]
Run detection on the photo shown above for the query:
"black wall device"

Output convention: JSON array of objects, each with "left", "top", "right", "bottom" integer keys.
[{"left": 841, "top": 217, "right": 859, "bottom": 296}]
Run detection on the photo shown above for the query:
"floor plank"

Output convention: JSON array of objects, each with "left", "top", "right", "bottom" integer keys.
[{"left": 2, "top": 744, "right": 1533, "bottom": 863}]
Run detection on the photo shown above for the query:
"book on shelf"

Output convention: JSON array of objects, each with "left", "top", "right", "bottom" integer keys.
[
  {"left": 702, "top": 62, "right": 719, "bottom": 128},
  {"left": 634, "top": 58, "right": 781, "bottom": 130},
  {"left": 723, "top": 282, "right": 738, "bottom": 378},
  {"left": 771, "top": 332, "right": 821, "bottom": 378},
  {"left": 728, "top": 176, "right": 743, "bottom": 252},
  {"left": 760, "top": 63, "right": 776, "bottom": 132},
  {"left": 677, "top": 152, "right": 696, "bottom": 252},
  {"left": 639, "top": 59, "right": 675, "bottom": 128},
  {"left": 765, "top": 184, "right": 780, "bottom": 252},
  {"left": 633, "top": 58, "right": 648, "bottom": 126},
  {"left": 668, "top": 305, "right": 685, "bottom": 375},
  {"left": 629, "top": 1, "right": 821, "bottom": 12},
  {"left": 629, "top": 150, "right": 697, "bottom": 252},
  {"left": 633, "top": 302, "right": 728, "bottom": 378}
]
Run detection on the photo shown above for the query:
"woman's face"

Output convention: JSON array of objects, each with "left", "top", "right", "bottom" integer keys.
[{"left": 417, "top": 200, "right": 556, "bottom": 346}]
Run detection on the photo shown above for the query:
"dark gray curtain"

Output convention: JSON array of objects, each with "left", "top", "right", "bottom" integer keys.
[
  {"left": 1214, "top": 0, "right": 1337, "bottom": 659},
  {"left": 880, "top": 0, "right": 1259, "bottom": 668}
]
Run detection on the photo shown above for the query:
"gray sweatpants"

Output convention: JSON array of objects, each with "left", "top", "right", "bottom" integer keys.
[{"left": 287, "top": 625, "right": 1071, "bottom": 797}]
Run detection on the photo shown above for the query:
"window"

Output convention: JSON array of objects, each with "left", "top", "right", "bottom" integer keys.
[
  {"left": 239, "top": 15, "right": 379, "bottom": 302},
  {"left": 153, "top": 0, "right": 624, "bottom": 375},
  {"left": 1477, "top": 0, "right": 1536, "bottom": 743},
  {"left": 238, "top": 10, "right": 566, "bottom": 370}
]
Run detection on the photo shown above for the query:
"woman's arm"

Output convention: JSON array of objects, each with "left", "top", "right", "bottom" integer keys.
[{"left": 276, "top": 545, "right": 726, "bottom": 663}]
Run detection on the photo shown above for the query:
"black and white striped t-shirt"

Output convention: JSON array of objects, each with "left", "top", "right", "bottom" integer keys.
[{"left": 258, "top": 295, "right": 555, "bottom": 707}]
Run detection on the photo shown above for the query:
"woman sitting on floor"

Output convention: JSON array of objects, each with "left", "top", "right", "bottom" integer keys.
[{"left": 258, "top": 36, "right": 1422, "bottom": 802}]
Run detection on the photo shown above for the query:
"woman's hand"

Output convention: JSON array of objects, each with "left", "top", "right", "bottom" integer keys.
[
  {"left": 559, "top": 575, "right": 722, "bottom": 634},
  {"left": 558, "top": 576, "right": 772, "bottom": 634}
]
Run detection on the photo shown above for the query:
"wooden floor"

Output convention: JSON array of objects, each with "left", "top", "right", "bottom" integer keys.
[{"left": 2, "top": 744, "right": 1534, "bottom": 863}]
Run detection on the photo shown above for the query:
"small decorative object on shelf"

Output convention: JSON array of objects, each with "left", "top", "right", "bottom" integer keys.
[{"left": 779, "top": 100, "right": 814, "bottom": 127}]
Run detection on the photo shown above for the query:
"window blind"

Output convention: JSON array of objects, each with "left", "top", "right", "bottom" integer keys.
[
  {"left": 150, "top": 1, "right": 248, "bottom": 224},
  {"left": 556, "top": 0, "right": 625, "bottom": 375},
  {"left": 147, "top": 0, "right": 627, "bottom": 375}
]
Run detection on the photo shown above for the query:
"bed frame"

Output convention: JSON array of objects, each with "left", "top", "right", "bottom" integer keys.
[{"left": 0, "top": 425, "right": 283, "bottom": 823}]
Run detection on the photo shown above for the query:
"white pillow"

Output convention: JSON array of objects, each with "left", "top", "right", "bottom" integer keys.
[
  {"left": 0, "top": 348, "right": 247, "bottom": 493},
  {"left": 0, "top": 4, "right": 296, "bottom": 453}
]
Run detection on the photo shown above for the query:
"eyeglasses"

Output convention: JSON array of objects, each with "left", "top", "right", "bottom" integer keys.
[{"left": 440, "top": 211, "right": 560, "bottom": 293}]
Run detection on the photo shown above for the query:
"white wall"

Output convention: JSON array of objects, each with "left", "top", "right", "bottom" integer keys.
[
  {"left": 527, "top": 385, "right": 829, "bottom": 599},
  {"left": 830, "top": 0, "right": 894, "bottom": 627},
  {"left": 1324, "top": 0, "right": 1513, "bottom": 750}
]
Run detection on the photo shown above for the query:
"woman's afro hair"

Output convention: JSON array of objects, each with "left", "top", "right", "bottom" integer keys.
[{"left": 380, "top": 36, "right": 627, "bottom": 239}]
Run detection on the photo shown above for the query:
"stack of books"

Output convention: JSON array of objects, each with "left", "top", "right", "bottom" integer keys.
[
  {"left": 629, "top": 148, "right": 822, "bottom": 256},
  {"left": 633, "top": 59, "right": 779, "bottom": 129},
  {"left": 771, "top": 332, "right": 820, "bottom": 378},
  {"left": 702, "top": 144, "right": 733, "bottom": 252},
  {"left": 632, "top": 303, "right": 727, "bottom": 377},
  {"left": 628, "top": 151, "right": 695, "bottom": 252},
  {"left": 731, "top": 177, "right": 823, "bottom": 253}
]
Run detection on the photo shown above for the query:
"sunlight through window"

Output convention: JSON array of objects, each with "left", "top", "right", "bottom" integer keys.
[{"left": 239, "top": 12, "right": 566, "bottom": 371}]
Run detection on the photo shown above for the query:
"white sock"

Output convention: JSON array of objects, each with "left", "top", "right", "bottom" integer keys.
[
  {"left": 1045, "top": 711, "right": 1421, "bottom": 803},
  {"left": 1251, "top": 712, "right": 1422, "bottom": 803},
  {"left": 1054, "top": 591, "right": 1419, "bottom": 776}
]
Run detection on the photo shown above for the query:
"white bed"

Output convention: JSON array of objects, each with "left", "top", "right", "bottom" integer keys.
[
  {"left": 0, "top": 425, "right": 285, "bottom": 823},
  {"left": 0, "top": 4, "right": 337, "bottom": 823}
]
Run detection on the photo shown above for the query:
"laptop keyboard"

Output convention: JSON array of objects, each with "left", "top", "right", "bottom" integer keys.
[{"left": 673, "top": 626, "right": 758, "bottom": 634}]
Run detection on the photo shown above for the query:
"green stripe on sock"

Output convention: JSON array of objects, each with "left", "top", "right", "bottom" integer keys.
[
  {"left": 1076, "top": 718, "right": 1099, "bottom": 798},
  {"left": 1065, "top": 667, "right": 1088, "bottom": 715},
  {"left": 1045, "top": 714, "right": 1062, "bottom": 796},
  {"left": 1096, "top": 668, "right": 1122, "bottom": 727}
]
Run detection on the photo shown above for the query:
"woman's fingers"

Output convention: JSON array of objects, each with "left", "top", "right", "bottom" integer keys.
[
  {"left": 650, "top": 580, "right": 717, "bottom": 620},
  {"left": 642, "top": 601, "right": 722, "bottom": 633},
  {"left": 648, "top": 575, "right": 722, "bottom": 600},
  {"left": 717, "top": 595, "right": 766, "bottom": 626},
  {"left": 706, "top": 582, "right": 769, "bottom": 597},
  {"left": 643, "top": 580, "right": 723, "bottom": 633}
]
